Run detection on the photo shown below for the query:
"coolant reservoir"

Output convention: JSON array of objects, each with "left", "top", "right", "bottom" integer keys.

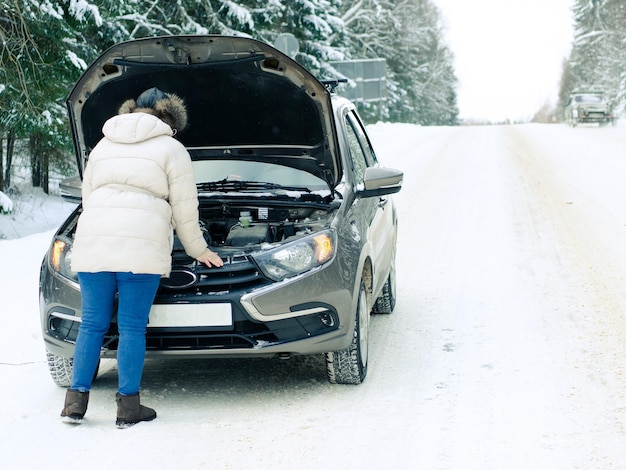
[{"left": 239, "top": 211, "right": 252, "bottom": 227}]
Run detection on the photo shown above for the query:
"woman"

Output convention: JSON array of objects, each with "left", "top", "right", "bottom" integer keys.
[{"left": 60, "top": 87, "right": 223, "bottom": 427}]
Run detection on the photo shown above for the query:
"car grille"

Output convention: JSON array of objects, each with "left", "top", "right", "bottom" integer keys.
[
  {"left": 144, "top": 331, "right": 271, "bottom": 350},
  {"left": 160, "top": 253, "right": 267, "bottom": 292},
  {"left": 99, "top": 308, "right": 339, "bottom": 351}
]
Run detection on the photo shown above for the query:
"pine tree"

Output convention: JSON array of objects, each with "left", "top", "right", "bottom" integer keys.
[
  {"left": 562, "top": 0, "right": 626, "bottom": 115},
  {"left": 0, "top": 0, "right": 87, "bottom": 192},
  {"left": 1, "top": 0, "right": 459, "bottom": 193},
  {"left": 334, "top": 0, "right": 458, "bottom": 125}
]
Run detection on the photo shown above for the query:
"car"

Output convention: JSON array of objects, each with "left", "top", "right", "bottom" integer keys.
[
  {"left": 39, "top": 35, "right": 402, "bottom": 386},
  {"left": 565, "top": 92, "right": 615, "bottom": 127},
  {"left": 57, "top": 175, "right": 82, "bottom": 203}
]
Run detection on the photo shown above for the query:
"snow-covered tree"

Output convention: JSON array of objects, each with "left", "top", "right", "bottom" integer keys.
[
  {"left": 560, "top": 0, "right": 626, "bottom": 116},
  {"left": 1, "top": 0, "right": 459, "bottom": 193},
  {"left": 334, "top": 0, "right": 458, "bottom": 125},
  {"left": 0, "top": 0, "right": 91, "bottom": 192}
]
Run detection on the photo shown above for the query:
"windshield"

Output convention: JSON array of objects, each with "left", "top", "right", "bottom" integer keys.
[
  {"left": 192, "top": 160, "right": 329, "bottom": 192},
  {"left": 575, "top": 94, "right": 604, "bottom": 103}
]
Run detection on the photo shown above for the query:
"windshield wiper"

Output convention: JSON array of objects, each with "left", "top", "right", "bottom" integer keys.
[{"left": 197, "top": 179, "right": 312, "bottom": 193}]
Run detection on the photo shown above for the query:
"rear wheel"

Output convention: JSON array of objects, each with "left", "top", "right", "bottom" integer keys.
[
  {"left": 373, "top": 263, "right": 396, "bottom": 314},
  {"left": 325, "top": 281, "right": 369, "bottom": 384}
]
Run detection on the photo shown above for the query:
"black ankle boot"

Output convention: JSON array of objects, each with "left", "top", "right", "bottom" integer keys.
[
  {"left": 115, "top": 392, "right": 157, "bottom": 428},
  {"left": 61, "top": 389, "right": 89, "bottom": 424}
]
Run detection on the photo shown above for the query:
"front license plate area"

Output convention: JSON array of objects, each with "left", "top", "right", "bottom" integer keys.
[{"left": 148, "top": 303, "right": 233, "bottom": 328}]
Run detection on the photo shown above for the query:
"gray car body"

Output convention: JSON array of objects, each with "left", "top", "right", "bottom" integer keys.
[
  {"left": 39, "top": 35, "right": 402, "bottom": 385},
  {"left": 565, "top": 92, "right": 614, "bottom": 127}
]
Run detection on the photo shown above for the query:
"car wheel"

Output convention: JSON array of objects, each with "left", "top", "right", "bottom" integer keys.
[
  {"left": 373, "top": 263, "right": 396, "bottom": 314},
  {"left": 46, "top": 352, "right": 100, "bottom": 387},
  {"left": 325, "top": 281, "right": 369, "bottom": 384},
  {"left": 46, "top": 352, "right": 73, "bottom": 387}
]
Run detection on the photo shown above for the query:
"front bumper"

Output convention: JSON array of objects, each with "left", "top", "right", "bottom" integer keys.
[{"left": 40, "top": 255, "right": 354, "bottom": 360}]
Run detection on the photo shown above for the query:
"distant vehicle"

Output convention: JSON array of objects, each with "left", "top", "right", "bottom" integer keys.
[
  {"left": 57, "top": 176, "right": 81, "bottom": 203},
  {"left": 565, "top": 92, "right": 615, "bottom": 127},
  {"left": 39, "top": 35, "right": 403, "bottom": 387}
]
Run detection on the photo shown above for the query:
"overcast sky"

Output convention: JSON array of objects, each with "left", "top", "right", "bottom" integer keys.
[{"left": 433, "top": 0, "right": 574, "bottom": 122}]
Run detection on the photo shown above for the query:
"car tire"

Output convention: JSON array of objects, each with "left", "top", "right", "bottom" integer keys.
[
  {"left": 373, "top": 263, "right": 396, "bottom": 314},
  {"left": 46, "top": 352, "right": 73, "bottom": 387},
  {"left": 325, "top": 280, "right": 369, "bottom": 384},
  {"left": 46, "top": 352, "right": 100, "bottom": 387}
]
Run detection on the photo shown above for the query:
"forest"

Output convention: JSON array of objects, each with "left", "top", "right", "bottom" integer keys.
[
  {"left": 0, "top": 0, "right": 457, "bottom": 194},
  {"left": 1, "top": 0, "right": 625, "bottom": 196},
  {"left": 557, "top": 0, "right": 625, "bottom": 119}
]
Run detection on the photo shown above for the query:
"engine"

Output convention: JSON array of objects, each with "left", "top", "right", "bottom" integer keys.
[{"left": 172, "top": 204, "right": 331, "bottom": 252}]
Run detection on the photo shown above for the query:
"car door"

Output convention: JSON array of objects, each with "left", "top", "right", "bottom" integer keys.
[{"left": 343, "top": 110, "right": 395, "bottom": 294}]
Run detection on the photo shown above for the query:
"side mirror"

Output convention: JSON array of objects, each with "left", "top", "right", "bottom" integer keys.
[{"left": 357, "top": 167, "right": 403, "bottom": 197}]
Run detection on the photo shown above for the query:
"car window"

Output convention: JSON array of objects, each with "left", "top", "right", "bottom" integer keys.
[
  {"left": 347, "top": 111, "right": 378, "bottom": 167},
  {"left": 575, "top": 95, "right": 603, "bottom": 103},
  {"left": 345, "top": 117, "right": 368, "bottom": 185}
]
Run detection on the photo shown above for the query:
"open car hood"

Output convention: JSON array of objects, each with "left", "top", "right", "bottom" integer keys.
[{"left": 66, "top": 35, "right": 340, "bottom": 189}]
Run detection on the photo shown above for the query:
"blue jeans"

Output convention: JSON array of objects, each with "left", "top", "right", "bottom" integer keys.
[{"left": 72, "top": 272, "right": 161, "bottom": 395}]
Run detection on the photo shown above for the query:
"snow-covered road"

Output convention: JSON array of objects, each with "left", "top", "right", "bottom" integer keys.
[
  {"left": 371, "top": 123, "right": 626, "bottom": 469},
  {"left": 2, "top": 123, "right": 626, "bottom": 469}
]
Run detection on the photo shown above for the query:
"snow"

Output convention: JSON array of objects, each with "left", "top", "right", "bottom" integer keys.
[
  {"left": 2, "top": 122, "right": 626, "bottom": 468},
  {"left": 37, "top": 0, "right": 64, "bottom": 20},
  {"left": 66, "top": 50, "right": 88, "bottom": 70},
  {"left": 0, "top": 187, "right": 76, "bottom": 239},
  {"left": 69, "top": 0, "right": 103, "bottom": 25},
  {"left": 0, "top": 191, "right": 13, "bottom": 213},
  {"left": 221, "top": 1, "right": 254, "bottom": 29}
]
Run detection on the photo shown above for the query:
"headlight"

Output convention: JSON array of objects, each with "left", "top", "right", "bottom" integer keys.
[
  {"left": 50, "top": 238, "right": 78, "bottom": 283},
  {"left": 254, "top": 230, "right": 336, "bottom": 281}
]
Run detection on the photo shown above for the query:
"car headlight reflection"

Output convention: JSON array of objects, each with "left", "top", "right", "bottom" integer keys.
[
  {"left": 50, "top": 238, "right": 78, "bottom": 283},
  {"left": 255, "top": 230, "right": 336, "bottom": 281}
]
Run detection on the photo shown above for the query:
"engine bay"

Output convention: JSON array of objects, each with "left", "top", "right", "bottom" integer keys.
[{"left": 173, "top": 204, "right": 332, "bottom": 252}]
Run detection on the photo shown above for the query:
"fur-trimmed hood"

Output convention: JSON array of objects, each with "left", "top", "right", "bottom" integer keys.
[
  {"left": 101, "top": 112, "right": 174, "bottom": 144},
  {"left": 118, "top": 87, "right": 188, "bottom": 133}
]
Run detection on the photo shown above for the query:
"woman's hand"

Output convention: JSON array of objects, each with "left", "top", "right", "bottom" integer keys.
[{"left": 196, "top": 249, "right": 224, "bottom": 268}]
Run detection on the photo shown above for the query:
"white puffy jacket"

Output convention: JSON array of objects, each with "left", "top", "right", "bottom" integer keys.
[{"left": 71, "top": 112, "right": 207, "bottom": 276}]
